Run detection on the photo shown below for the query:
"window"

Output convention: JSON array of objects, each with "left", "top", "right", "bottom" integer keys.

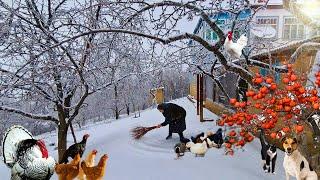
[
  {"left": 206, "top": 29, "right": 211, "bottom": 40},
  {"left": 283, "top": 17, "right": 305, "bottom": 40},
  {"left": 212, "top": 31, "right": 218, "bottom": 40},
  {"left": 204, "top": 29, "right": 218, "bottom": 41},
  {"left": 256, "top": 16, "right": 278, "bottom": 38},
  {"left": 216, "top": 19, "right": 225, "bottom": 25}
]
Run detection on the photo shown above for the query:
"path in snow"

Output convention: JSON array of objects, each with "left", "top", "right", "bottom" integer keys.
[{"left": 1, "top": 98, "right": 288, "bottom": 180}]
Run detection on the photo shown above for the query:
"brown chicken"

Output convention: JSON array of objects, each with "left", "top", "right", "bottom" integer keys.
[
  {"left": 77, "top": 149, "right": 98, "bottom": 180},
  {"left": 55, "top": 153, "right": 81, "bottom": 180},
  {"left": 81, "top": 154, "right": 108, "bottom": 180}
]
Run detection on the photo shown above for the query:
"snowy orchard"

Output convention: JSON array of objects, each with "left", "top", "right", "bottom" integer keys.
[{"left": 217, "top": 64, "right": 320, "bottom": 153}]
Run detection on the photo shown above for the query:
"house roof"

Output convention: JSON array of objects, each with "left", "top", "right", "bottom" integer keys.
[
  {"left": 251, "top": 35, "right": 320, "bottom": 59},
  {"left": 191, "top": 1, "right": 285, "bottom": 36},
  {"left": 194, "top": 36, "right": 320, "bottom": 71},
  {"left": 250, "top": 0, "right": 283, "bottom": 5},
  {"left": 192, "top": 10, "right": 251, "bottom": 35}
]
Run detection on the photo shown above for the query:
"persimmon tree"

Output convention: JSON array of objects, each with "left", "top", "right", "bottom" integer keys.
[{"left": 218, "top": 63, "right": 320, "bottom": 155}]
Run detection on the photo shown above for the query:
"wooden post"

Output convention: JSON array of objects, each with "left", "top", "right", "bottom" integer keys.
[
  {"left": 197, "top": 74, "right": 200, "bottom": 115},
  {"left": 200, "top": 74, "right": 204, "bottom": 122}
]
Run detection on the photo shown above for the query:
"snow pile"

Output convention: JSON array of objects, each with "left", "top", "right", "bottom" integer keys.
[{"left": 0, "top": 98, "right": 287, "bottom": 180}]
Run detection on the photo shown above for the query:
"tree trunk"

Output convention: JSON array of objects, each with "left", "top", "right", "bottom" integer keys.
[
  {"left": 115, "top": 107, "right": 120, "bottom": 119},
  {"left": 133, "top": 103, "right": 137, "bottom": 118},
  {"left": 58, "top": 122, "right": 68, "bottom": 162},
  {"left": 69, "top": 122, "right": 77, "bottom": 144},
  {"left": 126, "top": 104, "right": 130, "bottom": 115},
  {"left": 114, "top": 84, "right": 120, "bottom": 119}
]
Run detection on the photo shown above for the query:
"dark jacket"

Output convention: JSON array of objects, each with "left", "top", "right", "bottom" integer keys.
[{"left": 160, "top": 103, "right": 186, "bottom": 133}]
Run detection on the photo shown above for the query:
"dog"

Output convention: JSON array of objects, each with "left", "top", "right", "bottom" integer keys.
[
  {"left": 282, "top": 137, "right": 318, "bottom": 180},
  {"left": 259, "top": 129, "right": 277, "bottom": 173},
  {"left": 174, "top": 142, "right": 187, "bottom": 160}
]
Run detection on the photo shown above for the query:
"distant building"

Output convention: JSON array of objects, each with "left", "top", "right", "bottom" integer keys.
[{"left": 250, "top": 0, "right": 319, "bottom": 44}]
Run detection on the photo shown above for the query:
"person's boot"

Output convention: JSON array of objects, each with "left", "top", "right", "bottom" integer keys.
[
  {"left": 166, "top": 133, "right": 172, "bottom": 140},
  {"left": 179, "top": 133, "right": 190, "bottom": 143}
]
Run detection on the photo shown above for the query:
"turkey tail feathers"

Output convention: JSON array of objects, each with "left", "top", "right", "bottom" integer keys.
[{"left": 2, "top": 125, "right": 33, "bottom": 167}]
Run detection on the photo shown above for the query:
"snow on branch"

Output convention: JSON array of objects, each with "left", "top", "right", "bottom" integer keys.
[
  {"left": 36, "top": 29, "right": 213, "bottom": 57},
  {"left": 124, "top": 0, "right": 225, "bottom": 47},
  {"left": 248, "top": 59, "right": 288, "bottom": 73},
  {"left": 0, "top": 68, "right": 57, "bottom": 103},
  {"left": 0, "top": 106, "right": 58, "bottom": 123}
]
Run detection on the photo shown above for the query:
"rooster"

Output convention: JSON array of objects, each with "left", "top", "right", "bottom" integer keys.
[
  {"left": 81, "top": 154, "right": 108, "bottom": 180},
  {"left": 55, "top": 153, "right": 81, "bottom": 180},
  {"left": 2, "top": 125, "right": 56, "bottom": 180},
  {"left": 78, "top": 149, "right": 98, "bottom": 180},
  {"left": 224, "top": 31, "right": 248, "bottom": 59},
  {"left": 59, "top": 134, "right": 90, "bottom": 164}
]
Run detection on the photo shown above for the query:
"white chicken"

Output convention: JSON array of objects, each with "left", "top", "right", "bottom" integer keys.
[
  {"left": 186, "top": 138, "right": 208, "bottom": 157},
  {"left": 224, "top": 31, "right": 248, "bottom": 59},
  {"left": 2, "top": 125, "right": 56, "bottom": 180}
]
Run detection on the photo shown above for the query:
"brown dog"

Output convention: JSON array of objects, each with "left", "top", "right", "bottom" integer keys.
[{"left": 282, "top": 137, "right": 317, "bottom": 180}]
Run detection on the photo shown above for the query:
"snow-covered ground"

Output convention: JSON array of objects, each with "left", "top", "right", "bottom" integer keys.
[{"left": 0, "top": 97, "right": 287, "bottom": 180}]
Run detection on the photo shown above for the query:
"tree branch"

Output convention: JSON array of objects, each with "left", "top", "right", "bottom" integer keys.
[
  {"left": 289, "top": 42, "right": 320, "bottom": 63},
  {"left": 0, "top": 106, "right": 58, "bottom": 123},
  {"left": 124, "top": 0, "right": 225, "bottom": 48},
  {"left": 197, "top": 66, "right": 230, "bottom": 100},
  {"left": 248, "top": 59, "right": 288, "bottom": 73}
]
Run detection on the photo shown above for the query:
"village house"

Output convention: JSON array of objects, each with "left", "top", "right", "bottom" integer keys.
[{"left": 189, "top": 0, "right": 320, "bottom": 113}]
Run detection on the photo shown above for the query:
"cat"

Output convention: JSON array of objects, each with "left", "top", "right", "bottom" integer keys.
[{"left": 259, "top": 129, "right": 277, "bottom": 174}]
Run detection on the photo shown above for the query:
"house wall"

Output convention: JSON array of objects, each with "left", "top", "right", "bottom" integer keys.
[{"left": 253, "top": 8, "right": 292, "bottom": 40}]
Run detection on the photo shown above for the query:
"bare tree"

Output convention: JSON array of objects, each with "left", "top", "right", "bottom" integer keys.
[
  {"left": 0, "top": 0, "right": 142, "bottom": 160},
  {"left": 32, "top": 0, "right": 289, "bottom": 99}
]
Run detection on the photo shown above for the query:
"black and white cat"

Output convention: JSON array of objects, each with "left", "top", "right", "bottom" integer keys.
[{"left": 259, "top": 129, "right": 277, "bottom": 174}]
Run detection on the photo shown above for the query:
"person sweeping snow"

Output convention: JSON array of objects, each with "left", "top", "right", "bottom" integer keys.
[
  {"left": 156, "top": 103, "right": 189, "bottom": 143},
  {"left": 131, "top": 103, "right": 189, "bottom": 143}
]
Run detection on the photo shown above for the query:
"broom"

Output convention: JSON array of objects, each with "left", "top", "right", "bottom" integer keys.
[{"left": 131, "top": 125, "right": 160, "bottom": 140}]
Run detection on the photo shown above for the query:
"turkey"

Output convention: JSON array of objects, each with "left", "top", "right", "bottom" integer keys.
[
  {"left": 2, "top": 125, "right": 56, "bottom": 180},
  {"left": 59, "top": 134, "right": 90, "bottom": 164},
  {"left": 224, "top": 31, "right": 248, "bottom": 59}
]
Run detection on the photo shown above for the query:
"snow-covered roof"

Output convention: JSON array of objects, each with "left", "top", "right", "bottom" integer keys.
[
  {"left": 250, "top": 0, "right": 283, "bottom": 5},
  {"left": 251, "top": 35, "right": 320, "bottom": 59}
]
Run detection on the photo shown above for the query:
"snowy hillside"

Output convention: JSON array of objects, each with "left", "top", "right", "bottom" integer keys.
[{"left": 0, "top": 98, "right": 287, "bottom": 180}]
